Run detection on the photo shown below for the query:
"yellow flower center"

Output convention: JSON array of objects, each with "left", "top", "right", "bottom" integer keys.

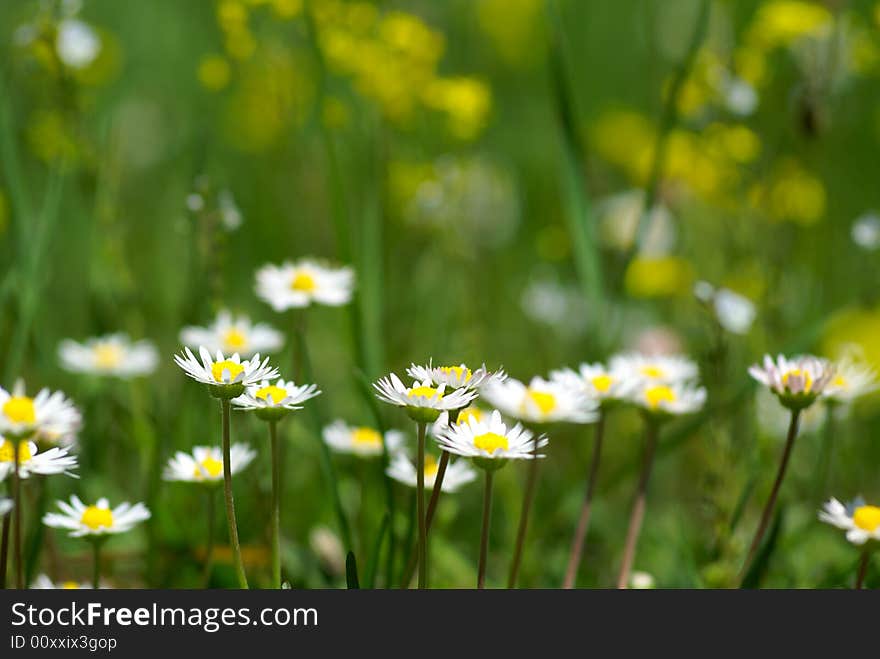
[
  {"left": 781, "top": 369, "right": 813, "bottom": 393},
  {"left": 407, "top": 386, "right": 442, "bottom": 400},
  {"left": 0, "top": 440, "right": 33, "bottom": 464},
  {"left": 645, "top": 385, "right": 676, "bottom": 409},
  {"left": 256, "top": 385, "right": 287, "bottom": 405},
  {"left": 93, "top": 343, "right": 122, "bottom": 369},
  {"left": 592, "top": 374, "right": 613, "bottom": 393},
  {"left": 474, "top": 432, "right": 509, "bottom": 454},
  {"left": 61, "top": 581, "right": 80, "bottom": 589},
  {"left": 211, "top": 360, "right": 245, "bottom": 382},
  {"left": 222, "top": 328, "right": 248, "bottom": 352},
  {"left": 80, "top": 506, "right": 114, "bottom": 531},
  {"left": 194, "top": 456, "right": 223, "bottom": 479},
  {"left": 832, "top": 375, "right": 847, "bottom": 388},
  {"left": 291, "top": 271, "right": 317, "bottom": 292},
  {"left": 525, "top": 388, "right": 556, "bottom": 415},
  {"left": 457, "top": 407, "right": 483, "bottom": 425},
  {"left": 438, "top": 365, "right": 472, "bottom": 383},
  {"left": 640, "top": 365, "right": 664, "bottom": 379},
  {"left": 352, "top": 427, "right": 383, "bottom": 448},
  {"left": 424, "top": 454, "right": 439, "bottom": 479},
  {"left": 853, "top": 505, "right": 880, "bottom": 532},
  {"left": 3, "top": 396, "right": 36, "bottom": 424}
]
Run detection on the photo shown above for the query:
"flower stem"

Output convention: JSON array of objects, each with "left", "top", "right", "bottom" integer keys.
[
  {"left": 416, "top": 421, "right": 427, "bottom": 589},
  {"left": 202, "top": 488, "right": 216, "bottom": 588},
  {"left": 91, "top": 540, "right": 101, "bottom": 589},
  {"left": 399, "top": 449, "right": 450, "bottom": 587},
  {"left": 856, "top": 549, "right": 870, "bottom": 589},
  {"left": 508, "top": 433, "right": 542, "bottom": 588},
  {"left": 269, "top": 420, "right": 282, "bottom": 589},
  {"left": 12, "top": 438, "right": 23, "bottom": 589},
  {"left": 739, "top": 409, "right": 801, "bottom": 584},
  {"left": 563, "top": 411, "right": 605, "bottom": 588},
  {"left": 221, "top": 399, "right": 248, "bottom": 589},
  {"left": 478, "top": 470, "right": 495, "bottom": 589},
  {"left": 0, "top": 508, "right": 9, "bottom": 588},
  {"left": 616, "top": 420, "right": 660, "bottom": 589}
]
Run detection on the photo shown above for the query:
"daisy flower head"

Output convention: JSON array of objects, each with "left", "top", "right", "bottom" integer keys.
[
  {"left": 0, "top": 439, "right": 78, "bottom": 481},
  {"left": 173, "top": 347, "right": 279, "bottom": 399},
  {"left": 480, "top": 375, "right": 598, "bottom": 425},
  {"left": 819, "top": 497, "right": 880, "bottom": 545},
  {"left": 626, "top": 380, "right": 706, "bottom": 418},
  {"left": 406, "top": 361, "right": 506, "bottom": 393},
  {"left": 232, "top": 378, "right": 320, "bottom": 421},
  {"left": 550, "top": 362, "right": 631, "bottom": 407},
  {"left": 822, "top": 357, "right": 878, "bottom": 405},
  {"left": 609, "top": 352, "right": 699, "bottom": 386},
  {"left": 430, "top": 406, "right": 489, "bottom": 436},
  {"left": 58, "top": 333, "right": 158, "bottom": 378},
  {"left": 163, "top": 444, "right": 256, "bottom": 484},
  {"left": 31, "top": 574, "right": 92, "bottom": 589},
  {"left": 0, "top": 382, "right": 82, "bottom": 441},
  {"left": 749, "top": 354, "right": 834, "bottom": 411},
  {"left": 322, "top": 421, "right": 404, "bottom": 457},
  {"left": 43, "top": 496, "right": 151, "bottom": 538},
  {"left": 386, "top": 451, "right": 477, "bottom": 492},
  {"left": 255, "top": 259, "right": 354, "bottom": 311},
  {"left": 435, "top": 409, "right": 549, "bottom": 472},
  {"left": 374, "top": 373, "right": 478, "bottom": 423},
  {"left": 180, "top": 310, "right": 283, "bottom": 358}
]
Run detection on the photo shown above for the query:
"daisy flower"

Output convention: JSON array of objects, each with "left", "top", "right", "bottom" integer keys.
[
  {"left": 173, "top": 347, "right": 279, "bottom": 399},
  {"left": 0, "top": 439, "right": 78, "bottom": 481},
  {"left": 0, "top": 382, "right": 82, "bottom": 440},
  {"left": 819, "top": 497, "right": 880, "bottom": 544},
  {"left": 435, "top": 409, "right": 548, "bottom": 471},
  {"left": 386, "top": 451, "right": 477, "bottom": 492},
  {"left": 232, "top": 378, "right": 320, "bottom": 421},
  {"left": 58, "top": 333, "right": 158, "bottom": 378},
  {"left": 31, "top": 574, "right": 91, "bottom": 589},
  {"left": 630, "top": 571, "right": 656, "bottom": 589},
  {"left": 406, "top": 361, "right": 506, "bottom": 391},
  {"left": 43, "top": 496, "right": 151, "bottom": 538},
  {"left": 255, "top": 259, "right": 354, "bottom": 311},
  {"left": 609, "top": 352, "right": 699, "bottom": 385},
  {"left": 822, "top": 358, "right": 878, "bottom": 405},
  {"left": 374, "top": 373, "right": 477, "bottom": 423},
  {"left": 480, "top": 376, "right": 597, "bottom": 424},
  {"left": 322, "top": 421, "right": 404, "bottom": 457},
  {"left": 626, "top": 381, "right": 706, "bottom": 417},
  {"left": 180, "top": 310, "right": 283, "bottom": 358},
  {"left": 550, "top": 362, "right": 631, "bottom": 406},
  {"left": 163, "top": 444, "right": 256, "bottom": 484},
  {"left": 749, "top": 354, "right": 834, "bottom": 410}
]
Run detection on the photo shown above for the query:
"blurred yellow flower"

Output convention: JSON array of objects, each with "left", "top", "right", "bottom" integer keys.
[
  {"left": 624, "top": 256, "right": 694, "bottom": 298},
  {"left": 26, "top": 110, "right": 79, "bottom": 164},
  {"left": 271, "top": 0, "right": 302, "bottom": 19},
  {"left": 747, "top": 0, "right": 832, "bottom": 49},
  {"left": 733, "top": 46, "right": 768, "bottom": 86},
  {"left": 590, "top": 109, "right": 655, "bottom": 183},
  {"left": 198, "top": 54, "right": 231, "bottom": 91},
  {"left": 476, "top": 0, "right": 545, "bottom": 66},
  {"left": 823, "top": 307, "right": 880, "bottom": 371},
  {"left": 752, "top": 159, "right": 826, "bottom": 225},
  {"left": 218, "top": 1, "right": 249, "bottom": 30},
  {"left": 423, "top": 77, "right": 492, "bottom": 140}
]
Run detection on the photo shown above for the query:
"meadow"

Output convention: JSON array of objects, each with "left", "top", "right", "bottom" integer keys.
[{"left": 1, "top": 0, "right": 880, "bottom": 589}]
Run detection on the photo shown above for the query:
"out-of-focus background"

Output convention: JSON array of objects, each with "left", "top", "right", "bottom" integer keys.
[{"left": 2, "top": 0, "right": 880, "bottom": 588}]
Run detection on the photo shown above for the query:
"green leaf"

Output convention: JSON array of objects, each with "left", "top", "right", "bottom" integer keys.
[{"left": 345, "top": 551, "right": 360, "bottom": 589}]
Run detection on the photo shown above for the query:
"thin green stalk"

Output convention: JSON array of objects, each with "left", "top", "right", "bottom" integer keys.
[
  {"left": 269, "top": 420, "right": 282, "bottom": 589},
  {"left": 364, "top": 512, "right": 390, "bottom": 590},
  {"left": 739, "top": 409, "right": 801, "bottom": 584},
  {"left": 563, "top": 411, "right": 605, "bottom": 588},
  {"left": 508, "top": 435, "right": 542, "bottom": 588},
  {"left": 23, "top": 477, "right": 48, "bottom": 585},
  {"left": 202, "top": 488, "right": 216, "bottom": 588},
  {"left": 814, "top": 403, "right": 836, "bottom": 501},
  {"left": 399, "top": 449, "right": 450, "bottom": 588},
  {"left": 416, "top": 422, "right": 427, "bottom": 589},
  {"left": 0, "top": 511, "right": 9, "bottom": 588},
  {"left": 221, "top": 399, "right": 248, "bottom": 589},
  {"left": 478, "top": 470, "right": 495, "bottom": 589},
  {"left": 617, "top": 420, "right": 660, "bottom": 589},
  {"left": 91, "top": 540, "right": 101, "bottom": 590},
  {"left": 855, "top": 549, "right": 870, "bottom": 589},
  {"left": 13, "top": 438, "right": 23, "bottom": 589}
]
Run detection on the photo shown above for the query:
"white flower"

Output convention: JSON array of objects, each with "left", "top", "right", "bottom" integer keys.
[
  {"left": 749, "top": 354, "right": 834, "bottom": 410},
  {"left": 56, "top": 19, "right": 100, "bottom": 69},
  {"left": 0, "top": 382, "right": 82, "bottom": 441},
  {"left": 550, "top": 363, "right": 630, "bottom": 405},
  {"left": 231, "top": 378, "right": 320, "bottom": 421},
  {"left": 0, "top": 439, "right": 78, "bottom": 481},
  {"left": 435, "top": 410, "right": 548, "bottom": 469},
  {"left": 609, "top": 353, "right": 699, "bottom": 386},
  {"left": 819, "top": 498, "right": 880, "bottom": 545},
  {"left": 480, "top": 376, "right": 597, "bottom": 424},
  {"left": 180, "top": 310, "right": 283, "bottom": 358},
  {"left": 407, "top": 361, "right": 506, "bottom": 391},
  {"left": 694, "top": 282, "right": 756, "bottom": 335},
  {"left": 721, "top": 76, "right": 758, "bottom": 116},
  {"left": 629, "top": 571, "right": 656, "bottom": 589},
  {"left": 386, "top": 451, "right": 477, "bottom": 492},
  {"left": 174, "top": 347, "right": 279, "bottom": 396},
  {"left": 322, "top": 421, "right": 404, "bottom": 457},
  {"left": 255, "top": 259, "right": 354, "bottom": 311},
  {"left": 822, "top": 358, "right": 878, "bottom": 404},
  {"left": 163, "top": 444, "right": 256, "bottom": 483},
  {"left": 0, "top": 498, "right": 11, "bottom": 517},
  {"left": 851, "top": 212, "right": 880, "bottom": 251},
  {"left": 374, "top": 373, "right": 478, "bottom": 423},
  {"left": 44, "top": 496, "right": 151, "bottom": 538},
  {"left": 58, "top": 333, "right": 158, "bottom": 378},
  {"left": 31, "top": 574, "right": 91, "bottom": 589},
  {"left": 626, "top": 381, "right": 706, "bottom": 416},
  {"left": 597, "top": 189, "right": 676, "bottom": 256},
  {"left": 218, "top": 190, "right": 242, "bottom": 231}
]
